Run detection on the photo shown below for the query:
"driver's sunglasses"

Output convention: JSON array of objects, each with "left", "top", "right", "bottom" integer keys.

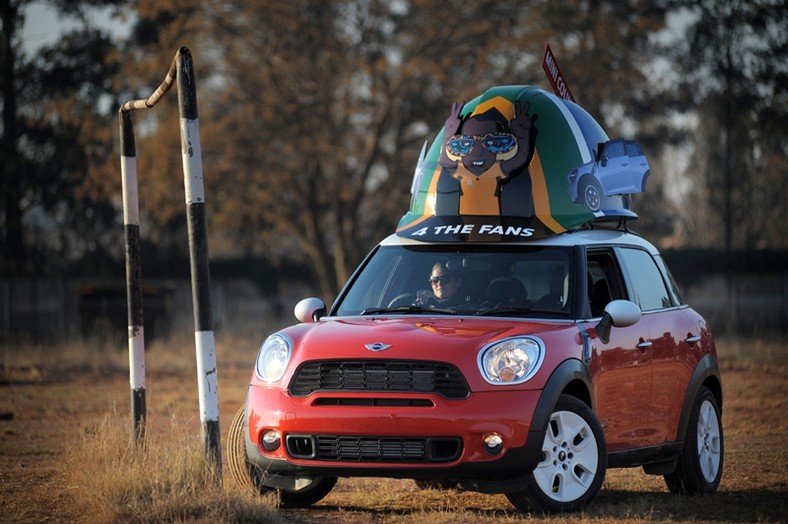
[
  {"left": 447, "top": 133, "right": 516, "bottom": 156},
  {"left": 429, "top": 275, "right": 455, "bottom": 284}
]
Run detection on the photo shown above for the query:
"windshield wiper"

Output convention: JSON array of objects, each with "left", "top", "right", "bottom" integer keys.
[
  {"left": 361, "top": 305, "right": 457, "bottom": 315},
  {"left": 477, "top": 306, "right": 570, "bottom": 318}
]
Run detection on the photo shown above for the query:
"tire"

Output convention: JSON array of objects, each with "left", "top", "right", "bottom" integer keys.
[
  {"left": 506, "top": 395, "right": 606, "bottom": 514},
  {"left": 276, "top": 476, "right": 338, "bottom": 508},
  {"left": 664, "top": 386, "right": 723, "bottom": 495},
  {"left": 581, "top": 178, "right": 603, "bottom": 212},
  {"left": 227, "top": 406, "right": 255, "bottom": 490},
  {"left": 226, "top": 405, "right": 337, "bottom": 507}
]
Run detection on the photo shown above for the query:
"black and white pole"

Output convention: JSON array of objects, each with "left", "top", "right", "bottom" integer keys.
[
  {"left": 119, "top": 110, "right": 146, "bottom": 444},
  {"left": 118, "top": 53, "right": 176, "bottom": 448},
  {"left": 176, "top": 48, "right": 222, "bottom": 478},
  {"left": 118, "top": 48, "right": 221, "bottom": 479}
]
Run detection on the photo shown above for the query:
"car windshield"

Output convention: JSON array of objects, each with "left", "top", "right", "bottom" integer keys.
[{"left": 333, "top": 244, "right": 574, "bottom": 318}]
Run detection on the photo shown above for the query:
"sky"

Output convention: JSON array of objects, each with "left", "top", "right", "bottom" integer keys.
[
  {"left": 21, "top": 1, "right": 133, "bottom": 55},
  {"left": 21, "top": 2, "right": 695, "bottom": 57}
]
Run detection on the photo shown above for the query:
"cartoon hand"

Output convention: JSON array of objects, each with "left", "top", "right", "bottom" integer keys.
[
  {"left": 440, "top": 101, "right": 466, "bottom": 169},
  {"left": 444, "top": 101, "right": 465, "bottom": 136},
  {"left": 510, "top": 101, "right": 535, "bottom": 139}
]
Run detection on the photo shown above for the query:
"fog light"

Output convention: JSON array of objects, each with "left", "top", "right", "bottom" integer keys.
[
  {"left": 483, "top": 433, "right": 503, "bottom": 455},
  {"left": 261, "top": 430, "right": 281, "bottom": 452}
]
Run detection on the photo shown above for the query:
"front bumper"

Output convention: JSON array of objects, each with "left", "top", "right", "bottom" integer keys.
[{"left": 244, "top": 385, "right": 546, "bottom": 489}]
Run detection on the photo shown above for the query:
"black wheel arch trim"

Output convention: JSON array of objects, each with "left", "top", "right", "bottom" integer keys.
[
  {"left": 676, "top": 354, "right": 722, "bottom": 441},
  {"left": 531, "top": 358, "right": 594, "bottom": 428},
  {"left": 522, "top": 358, "right": 595, "bottom": 460}
]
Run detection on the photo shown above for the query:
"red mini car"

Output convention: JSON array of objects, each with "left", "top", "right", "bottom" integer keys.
[{"left": 227, "top": 86, "right": 723, "bottom": 513}]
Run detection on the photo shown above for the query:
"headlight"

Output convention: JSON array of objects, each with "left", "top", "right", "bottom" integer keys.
[
  {"left": 478, "top": 337, "right": 544, "bottom": 385},
  {"left": 255, "top": 334, "right": 292, "bottom": 382}
]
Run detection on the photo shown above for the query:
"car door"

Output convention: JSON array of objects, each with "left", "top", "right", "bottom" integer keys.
[
  {"left": 585, "top": 249, "right": 654, "bottom": 452},
  {"left": 623, "top": 140, "right": 649, "bottom": 193},
  {"left": 597, "top": 140, "right": 629, "bottom": 195},
  {"left": 615, "top": 247, "right": 697, "bottom": 446}
]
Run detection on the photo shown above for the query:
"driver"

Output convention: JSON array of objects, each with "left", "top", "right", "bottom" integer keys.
[{"left": 416, "top": 262, "right": 472, "bottom": 309}]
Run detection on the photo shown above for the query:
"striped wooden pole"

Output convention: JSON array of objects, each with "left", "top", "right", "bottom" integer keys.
[
  {"left": 119, "top": 110, "right": 146, "bottom": 444},
  {"left": 118, "top": 49, "right": 221, "bottom": 479},
  {"left": 175, "top": 47, "right": 222, "bottom": 478}
]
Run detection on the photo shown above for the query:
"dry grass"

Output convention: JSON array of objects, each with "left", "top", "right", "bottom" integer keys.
[
  {"left": 64, "top": 406, "right": 282, "bottom": 523},
  {"left": 1, "top": 332, "right": 786, "bottom": 523},
  {"left": 0, "top": 330, "right": 263, "bottom": 383},
  {"left": 715, "top": 336, "right": 786, "bottom": 372}
]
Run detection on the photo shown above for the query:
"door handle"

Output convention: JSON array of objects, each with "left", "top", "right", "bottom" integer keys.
[
  {"left": 685, "top": 335, "right": 701, "bottom": 345},
  {"left": 636, "top": 339, "right": 652, "bottom": 350}
]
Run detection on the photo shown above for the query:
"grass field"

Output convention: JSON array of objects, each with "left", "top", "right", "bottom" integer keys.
[{"left": 0, "top": 333, "right": 785, "bottom": 522}]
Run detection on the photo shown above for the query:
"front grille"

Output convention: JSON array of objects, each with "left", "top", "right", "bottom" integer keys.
[
  {"left": 288, "top": 360, "right": 469, "bottom": 399},
  {"left": 285, "top": 434, "right": 463, "bottom": 463}
]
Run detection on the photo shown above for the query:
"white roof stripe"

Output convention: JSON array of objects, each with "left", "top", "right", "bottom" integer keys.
[{"left": 540, "top": 91, "right": 594, "bottom": 164}]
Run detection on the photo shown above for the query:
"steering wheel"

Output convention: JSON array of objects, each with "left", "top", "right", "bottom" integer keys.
[{"left": 387, "top": 293, "right": 416, "bottom": 308}]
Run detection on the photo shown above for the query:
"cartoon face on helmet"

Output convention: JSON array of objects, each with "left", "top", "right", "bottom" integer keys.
[{"left": 444, "top": 109, "right": 521, "bottom": 175}]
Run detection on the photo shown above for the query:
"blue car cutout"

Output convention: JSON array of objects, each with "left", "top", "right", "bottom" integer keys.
[{"left": 568, "top": 138, "right": 650, "bottom": 212}]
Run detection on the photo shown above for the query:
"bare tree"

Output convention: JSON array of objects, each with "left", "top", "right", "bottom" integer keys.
[
  {"left": 105, "top": 0, "right": 674, "bottom": 299},
  {"left": 673, "top": 0, "right": 787, "bottom": 250},
  {"left": 1, "top": 0, "right": 26, "bottom": 275},
  {"left": 1, "top": 0, "right": 125, "bottom": 277}
]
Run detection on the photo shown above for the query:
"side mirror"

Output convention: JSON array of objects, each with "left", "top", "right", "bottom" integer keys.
[
  {"left": 596, "top": 299, "right": 641, "bottom": 344},
  {"left": 294, "top": 297, "right": 327, "bottom": 323}
]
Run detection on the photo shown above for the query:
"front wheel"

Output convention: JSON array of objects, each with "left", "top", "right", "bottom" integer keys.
[
  {"left": 226, "top": 405, "right": 337, "bottom": 507},
  {"left": 506, "top": 395, "right": 606, "bottom": 513},
  {"left": 227, "top": 406, "right": 254, "bottom": 490},
  {"left": 252, "top": 467, "right": 337, "bottom": 508},
  {"left": 581, "top": 178, "right": 603, "bottom": 212},
  {"left": 664, "top": 386, "right": 723, "bottom": 495}
]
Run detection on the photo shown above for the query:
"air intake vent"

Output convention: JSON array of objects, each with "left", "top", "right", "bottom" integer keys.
[
  {"left": 285, "top": 434, "right": 462, "bottom": 463},
  {"left": 289, "top": 360, "right": 469, "bottom": 399}
]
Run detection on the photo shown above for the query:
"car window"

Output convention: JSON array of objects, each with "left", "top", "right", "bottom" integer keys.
[
  {"left": 512, "top": 255, "right": 570, "bottom": 310},
  {"left": 586, "top": 250, "right": 626, "bottom": 317},
  {"left": 334, "top": 248, "right": 405, "bottom": 313},
  {"left": 625, "top": 141, "right": 643, "bottom": 156},
  {"left": 604, "top": 140, "right": 626, "bottom": 159},
  {"left": 333, "top": 244, "right": 573, "bottom": 317},
  {"left": 617, "top": 248, "right": 672, "bottom": 311},
  {"left": 654, "top": 255, "right": 683, "bottom": 305}
]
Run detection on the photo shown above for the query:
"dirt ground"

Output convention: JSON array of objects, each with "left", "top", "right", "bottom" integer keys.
[{"left": 1, "top": 342, "right": 786, "bottom": 523}]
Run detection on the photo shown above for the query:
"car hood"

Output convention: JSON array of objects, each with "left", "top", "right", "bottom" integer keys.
[{"left": 281, "top": 315, "right": 576, "bottom": 361}]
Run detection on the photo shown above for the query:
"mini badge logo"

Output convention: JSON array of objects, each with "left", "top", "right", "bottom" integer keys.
[{"left": 365, "top": 342, "right": 391, "bottom": 352}]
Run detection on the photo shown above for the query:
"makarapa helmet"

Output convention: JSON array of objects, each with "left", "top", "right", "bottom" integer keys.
[{"left": 397, "top": 85, "right": 647, "bottom": 242}]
